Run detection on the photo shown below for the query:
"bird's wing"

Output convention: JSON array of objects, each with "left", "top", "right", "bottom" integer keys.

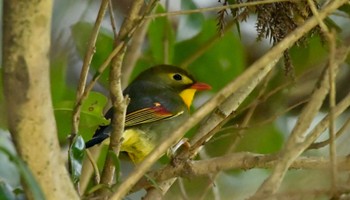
[
  {"left": 125, "top": 102, "right": 183, "bottom": 127},
  {"left": 85, "top": 102, "right": 183, "bottom": 148}
]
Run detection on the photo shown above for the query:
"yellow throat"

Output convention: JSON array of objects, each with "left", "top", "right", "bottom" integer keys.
[{"left": 179, "top": 88, "right": 197, "bottom": 109}]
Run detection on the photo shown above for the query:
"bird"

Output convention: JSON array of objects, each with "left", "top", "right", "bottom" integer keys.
[{"left": 85, "top": 65, "right": 211, "bottom": 163}]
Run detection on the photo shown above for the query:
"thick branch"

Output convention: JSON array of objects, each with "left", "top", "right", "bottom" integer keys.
[
  {"left": 131, "top": 153, "right": 350, "bottom": 191},
  {"left": 2, "top": 0, "right": 78, "bottom": 199}
]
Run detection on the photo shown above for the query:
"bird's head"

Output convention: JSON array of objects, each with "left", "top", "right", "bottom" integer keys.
[{"left": 135, "top": 65, "right": 211, "bottom": 108}]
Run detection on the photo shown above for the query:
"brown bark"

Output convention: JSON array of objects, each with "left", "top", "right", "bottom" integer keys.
[{"left": 2, "top": 0, "right": 78, "bottom": 199}]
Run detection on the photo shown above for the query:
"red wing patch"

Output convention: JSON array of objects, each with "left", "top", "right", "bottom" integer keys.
[
  {"left": 151, "top": 102, "right": 173, "bottom": 116},
  {"left": 125, "top": 102, "right": 175, "bottom": 127}
]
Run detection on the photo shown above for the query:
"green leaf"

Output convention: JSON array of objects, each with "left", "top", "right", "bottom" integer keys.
[
  {"left": 289, "top": 36, "right": 327, "bottom": 75},
  {"left": 324, "top": 17, "right": 341, "bottom": 33},
  {"left": 338, "top": 3, "right": 350, "bottom": 17},
  {"left": 147, "top": 5, "right": 175, "bottom": 64},
  {"left": 174, "top": 19, "right": 245, "bottom": 91},
  {"left": 71, "top": 22, "right": 114, "bottom": 86},
  {"left": 177, "top": 0, "right": 205, "bottom": 40},
  {"left": 235, "top": 123, "right": 283, "bottom": 154},
  {"left": 12, "top": 188, "right": 24, "bottom": 196},
  {"left": 69, "top": 135, "right": 85, "bottom": 185},
  {"left": 54, "top": 92, "right": 109, "bottom": 144},
  {"left": 0, "top": 147, "right": 45, "bottom": 200},
  {"left": 0, "top": 181, "right": 16, "bottom": 200},
  {"left": 205, "top": 123, "right": 283, "bottom": 158}
]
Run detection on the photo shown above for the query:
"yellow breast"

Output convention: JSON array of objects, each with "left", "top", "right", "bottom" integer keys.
[{"left": 121, "top": 129, "right": 155, "bottom": 163}]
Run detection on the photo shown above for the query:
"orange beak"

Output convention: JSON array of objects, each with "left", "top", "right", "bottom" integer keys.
[
  {"left": 180, "top": 82, "right": 211, "bottom": 109},
  {"left": 190, "top": 82, "right": 212, "bottom": 91}
]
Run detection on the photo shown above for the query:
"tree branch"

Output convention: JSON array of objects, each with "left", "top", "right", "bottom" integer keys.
[
  {"left": 308, "top": 116, "right": 350, "bottom": 149},
  {"left": 110, "top": 0, "right": 338, "bottom": 198},
  {"left": 307, "top": 0, "right": 339, "bottom": 194},
  {"left": 98, "top": 0, "right": 144, "bottom": 197},
  {"left": 2, "top": 0, "right": 78, "bottom": 199},
  {"left": 71, "top": 0, "right": 109, "bottom": 139},
  {"left": 251, "top": 27, "right": 350, "bottom": 198},
  {"left": 121, "top": 20, "right": 150, "bottom": 87},
  {"left": 145, "top": 0, "right": 294, "bottom": 19},
  {"left": 131, "top": 152, "right": 350, "bottom": 192}
]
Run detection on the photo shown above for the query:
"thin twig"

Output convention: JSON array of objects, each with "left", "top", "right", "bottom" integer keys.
[
  {"left": 261, "top": 186, "right": 350, "bottom": 200},
  {"left": 97, "top": 0, "right": 161, "bottom": 198},
  {"left": 307, "top": 0, "right": 330, "bottom": 33},
  {"left": 189, "top": 59, "right": 278, "bottom": 157},
  {"left": 108, "top": 0, "right": 118, "bottom": 40},
  {"left": 327, "top": 31, "right": 338, "bottom": 196},
  {"left": 120, "top": 0, "right": 159, "bottom": 87},
  {"left": 79, "top": 1, "right": 159, "bottom": 102},
  {"left": 227, "top": 70, "right": 275, "bottom": 153},
  {"left": 80, "top": 146, "right": 104, "bottom": 194},
  {"left": 70, "top": 0, "right": 109, "bottom": 142},
  {"left": 163, "top": 0, "right": 170, "bottom": 64},
  {"left": 79, "top": 43, "right": 123, "bottom": 102},
  {"left": 144, "top": 18, "right": 239, "bottom": 199},
  {"left": 79, "top": 2, "right": 119, "bottom": 195},
  {"left": 252, "top": 98, "right": 310, "bottom": 127},
  {"left": 308, "top": 116, "right": 350, "bottom": 149},
  {"left": 110, "top": 0, "right": 339, "bottom": 197},
  {"left": 178, "top": 178, "right": 190, "bottom": 200},
  {"left": 180, "top": 20, "right": 236, "bottom": 69},
  {"left": 144, "top": 0, "right": 295, "bottom": 19},
  {"left": 251, "top": 30, "right": 350, "bottom": 198},
  {"left": 196, "top": 72, "right": 274, "bottom": 199},
  {"left": 209, "top": 98, "right": 309, "bottom": 144},
  {"left": 85, "top": 149, "right": 101, "bottom": 184},
  {"left": 121, "top": 20, "right": 150, "bottom": 87},
  {"left": 307, "top": 0, "right": 339, "bottom": 195}
]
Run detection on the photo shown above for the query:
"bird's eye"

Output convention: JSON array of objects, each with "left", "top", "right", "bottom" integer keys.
[{"left": 173, "top": 73, "right": 182, "bottom": 81}]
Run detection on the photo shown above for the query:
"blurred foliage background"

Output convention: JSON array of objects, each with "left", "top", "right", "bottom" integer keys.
[{"left": 1, "top": 0, "right": 350, "bottom": 199}]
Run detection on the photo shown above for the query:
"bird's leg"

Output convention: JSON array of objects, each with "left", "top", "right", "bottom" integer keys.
[{"left": 168, "top": 138, "right": 191, "bottom": 166}]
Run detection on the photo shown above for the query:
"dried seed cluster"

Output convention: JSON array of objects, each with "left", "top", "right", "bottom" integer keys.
[{"left": 217, "top": 0, "right": 323, "bottom": 75}]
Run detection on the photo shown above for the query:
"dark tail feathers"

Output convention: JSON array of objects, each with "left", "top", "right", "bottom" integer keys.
[{"left": 85, "top": 133, "right": 109, "bottom": 148}]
